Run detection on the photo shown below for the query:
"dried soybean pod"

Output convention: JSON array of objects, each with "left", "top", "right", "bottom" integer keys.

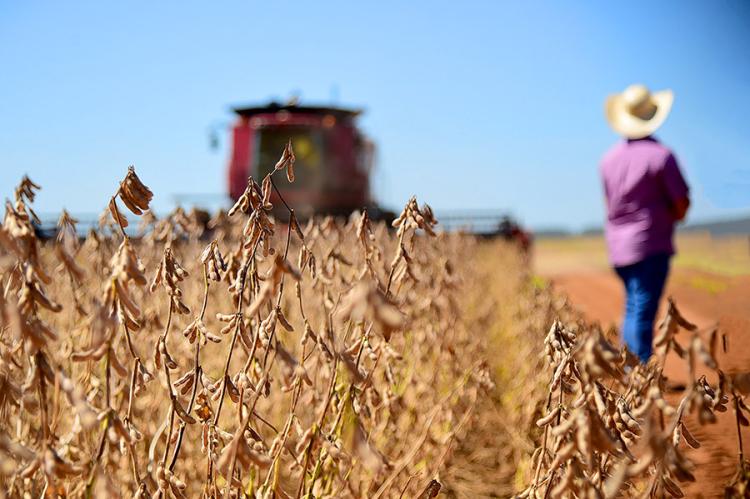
[
  {"left": 662, "top": 475, "right": 685, "bottom": 497},
  {"left": 680, "top": 423, "right": 700, "bottom": 449},
  {"left": 536, "top": 406, "right": 561, "bottom": 428},
  {"left": 173, "top": 397, "right": 196, "bottom": 424},
  {"left": 109, "top": 197, "right": 129, "bottom": 228},
  {"left": 417, "top": 479, "right": 441, "bottom": 499},
  {"left": 276, "top": 307, "right": 294, "bottom": 332}
]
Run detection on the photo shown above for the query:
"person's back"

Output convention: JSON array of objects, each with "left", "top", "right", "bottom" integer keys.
[
  {"left": 600, "top": 84, "right": 690, "bottom": 363},
  {"left": 600, "top": 137, "right": 688, "bottom": 267}
]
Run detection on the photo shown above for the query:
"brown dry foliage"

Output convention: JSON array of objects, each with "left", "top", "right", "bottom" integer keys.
[
  {"left": 3, "top": 154, "right": 747, "bottom": 499},
  {"left": 0, "top": 155, "right": 504, "bottom": 498},
  {"left": 515, "top": 296, "right": 750, "bottom": 498}
]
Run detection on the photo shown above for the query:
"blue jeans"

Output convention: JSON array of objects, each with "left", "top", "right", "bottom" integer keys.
[{"left": 614, "top": 253, "right": 671, "bottom": 362}]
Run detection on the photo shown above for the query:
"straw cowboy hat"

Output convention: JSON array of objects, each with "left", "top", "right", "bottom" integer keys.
[{"left": 605, "top": 84, "right": 673, "bottom": 139}]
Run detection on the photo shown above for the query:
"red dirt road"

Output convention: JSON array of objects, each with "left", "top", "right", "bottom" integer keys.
[{"left": 543, "top": 267, "right": 750, "bottom": 498}]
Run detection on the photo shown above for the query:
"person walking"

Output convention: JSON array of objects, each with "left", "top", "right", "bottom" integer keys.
[{"left": 601, "top": 84, "right": 690, "bottom": 363}]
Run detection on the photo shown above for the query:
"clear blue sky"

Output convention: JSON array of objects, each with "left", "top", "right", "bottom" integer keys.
[{"left": 1, "top": 1, "right": 748, "bottom": 230}]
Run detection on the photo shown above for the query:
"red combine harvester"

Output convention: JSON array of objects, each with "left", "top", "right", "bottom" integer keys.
[{"left": 227, "top": 102, "right": 387, "bottom": 220}]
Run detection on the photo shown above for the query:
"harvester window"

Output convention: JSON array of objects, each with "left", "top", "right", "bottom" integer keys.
[{"left": 255, "top": 128, "right": 324, "bottom": 189}]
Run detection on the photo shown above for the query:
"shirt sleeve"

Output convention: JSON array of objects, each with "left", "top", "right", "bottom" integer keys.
[{"left": 660, "top": 152, "right": 689, "bottom": 204}]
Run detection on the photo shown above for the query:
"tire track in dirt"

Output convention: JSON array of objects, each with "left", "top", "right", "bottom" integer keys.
[{"left": 543, "top": 268, "right": 750, "bottom": 498}]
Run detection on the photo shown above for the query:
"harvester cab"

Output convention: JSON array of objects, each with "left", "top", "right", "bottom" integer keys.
[{"left": 227, "top": 102, "right": 379, "bottom": 220}]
